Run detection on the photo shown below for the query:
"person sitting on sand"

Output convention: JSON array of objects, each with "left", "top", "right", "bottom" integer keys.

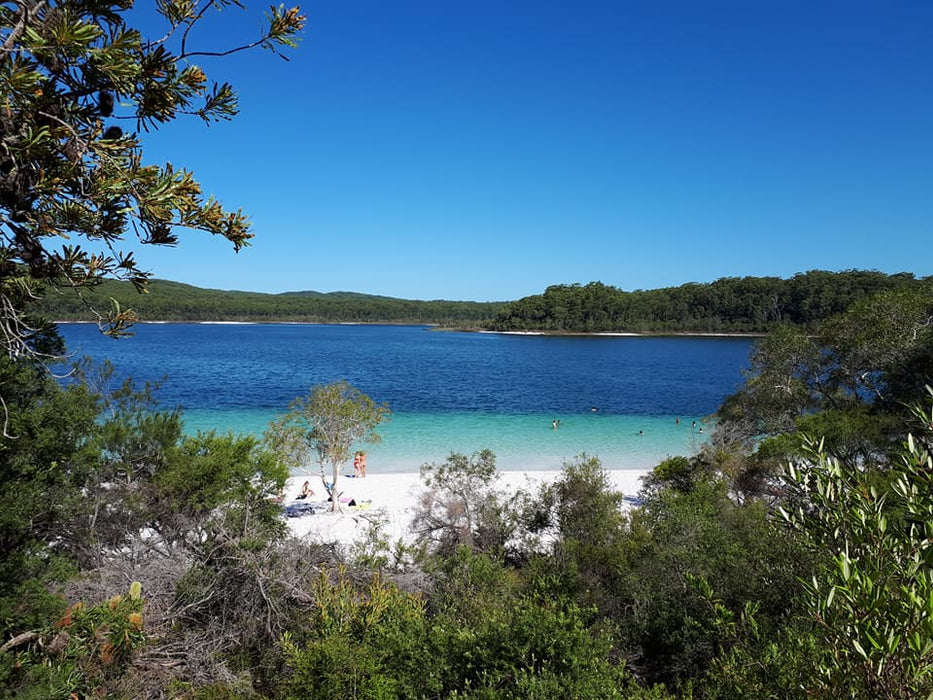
[{"left": 296, "top": 480, "right": 313, "bottom": 500}]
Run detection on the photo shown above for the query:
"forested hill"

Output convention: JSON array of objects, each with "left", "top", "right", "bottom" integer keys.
[
  {"left": 40, "top": 270, "right": 930, "bottom": 330},
  {"left": 489, "top": 270, "right": 931, "bottom": 333},
  {"left": 39, "top": 280, "right": 507, "bottom": 325}
]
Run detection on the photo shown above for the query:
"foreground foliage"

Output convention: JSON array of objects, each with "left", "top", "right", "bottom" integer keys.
[
  {"left": 781, "top": 406, "right": 933, "bottom": 698},
  {"left": 1, "top": 583, "right": 145, "bottom": 699}
]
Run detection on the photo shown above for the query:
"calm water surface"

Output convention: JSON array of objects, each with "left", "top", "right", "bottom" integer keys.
[{"left": 59, "top": 324, "right": 755, "bottom": 472}]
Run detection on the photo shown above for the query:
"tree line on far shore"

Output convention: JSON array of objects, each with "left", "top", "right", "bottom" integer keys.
[
  {"left": 37, "top": 270, "right": 929, "bottom": 334},
  {"left": 36, "top": 279, "right": 507, "bottom": 326},
  {"left": 490, "top": 270, "right": 931, "bottom": 333}
]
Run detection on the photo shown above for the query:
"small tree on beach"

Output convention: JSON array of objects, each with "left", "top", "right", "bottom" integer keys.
[{"left": 269, "top": 381, "right": 389, "bottom": 511}]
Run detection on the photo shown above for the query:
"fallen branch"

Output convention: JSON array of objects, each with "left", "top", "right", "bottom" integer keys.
[{"left": 0, "top": 630, "right": 39, "bottom": 653}]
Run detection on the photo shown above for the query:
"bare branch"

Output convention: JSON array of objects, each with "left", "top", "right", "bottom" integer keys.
[
  {"left": 0, "top": 0, "right": 48, "bottom": 53},
  {"left": 0, "top": 630, "right": 40, "bottom": 652}
]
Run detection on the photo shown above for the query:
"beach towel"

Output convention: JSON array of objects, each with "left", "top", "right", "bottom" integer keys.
[{"left": 283, "top": 500, "right": 330, "bottom": 518}]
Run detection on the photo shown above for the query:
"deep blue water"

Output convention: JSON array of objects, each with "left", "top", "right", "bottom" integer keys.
[{"left": 58, "top": 323, "right": 755, "bottom": 472}]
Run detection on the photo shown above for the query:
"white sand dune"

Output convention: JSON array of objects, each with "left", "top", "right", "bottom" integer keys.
[{"left": 282, "top": 469, "right": 650, "bottom": 549}]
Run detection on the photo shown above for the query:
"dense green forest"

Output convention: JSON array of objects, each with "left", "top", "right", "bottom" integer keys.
[
  {"left": 38, "top": 279, "right": 507, "bottom": 325},
  {"left": 491, "top": 270, "right": 930, "bottom": 333},
  {"left": 39, "top": 270, "right": 930, "bottom": 335},
  {"left": 4, "top": 282, "right": 933, "bottom": 698}
]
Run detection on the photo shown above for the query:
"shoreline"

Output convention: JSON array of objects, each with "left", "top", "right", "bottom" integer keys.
[
  {"left": 56, "top": 319, "right": 765, "bottom": 338},
  {"left": 478, "top": 329, "right": 765, "bottom": 338},
  {"left": 281, "top": 467, "right": 651, "bottom": 549}
]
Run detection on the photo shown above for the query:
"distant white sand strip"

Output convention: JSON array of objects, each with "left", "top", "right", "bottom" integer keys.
[{"left": 282, "top": 469, "right": 650, "bottom": 549}]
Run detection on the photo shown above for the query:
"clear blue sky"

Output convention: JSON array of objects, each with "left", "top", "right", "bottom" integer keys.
[{"left": 133, "top": 1, "right": 932, "bottom": 302}]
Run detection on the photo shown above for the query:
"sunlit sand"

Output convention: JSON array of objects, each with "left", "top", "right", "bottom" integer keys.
[{"left": 281, "top": 468, "right": 650, "bottom": 548}]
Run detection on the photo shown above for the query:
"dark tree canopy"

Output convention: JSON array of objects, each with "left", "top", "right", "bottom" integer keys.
[
  {"left": 0, "top": 0, "right": 304, "bottom": 357},
  {"left": 38, "top": 278, "right": 508, "bottom": 324},
  {"left": 490, "top": 271, "right": 929, "bottom": 334}
]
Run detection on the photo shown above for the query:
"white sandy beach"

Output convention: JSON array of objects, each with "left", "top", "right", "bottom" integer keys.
[{"left": 281, "top": 468, "right": 650, "bottom": 549}]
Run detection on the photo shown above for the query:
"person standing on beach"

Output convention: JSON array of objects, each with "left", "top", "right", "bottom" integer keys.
[{"left": 351, "top": 450, "right": 368, "bottom": 477}]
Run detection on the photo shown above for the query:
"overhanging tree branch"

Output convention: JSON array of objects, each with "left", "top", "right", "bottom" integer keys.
[{"left": 0, "top": 0, "right": 305, "bottom": 362}]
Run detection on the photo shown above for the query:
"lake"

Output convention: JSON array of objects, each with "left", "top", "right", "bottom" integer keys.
[{"left": 58, "top": 323, "right": 756, "bottom": 472}]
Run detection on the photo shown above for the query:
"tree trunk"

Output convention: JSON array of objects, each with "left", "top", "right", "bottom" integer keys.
[{"left": 331, "top": 461, "right": 340, "bottom": 512}]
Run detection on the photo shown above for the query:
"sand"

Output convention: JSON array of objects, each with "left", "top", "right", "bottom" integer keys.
[{"left": 281, "top": 468, "right": 650, "bottom": 550}]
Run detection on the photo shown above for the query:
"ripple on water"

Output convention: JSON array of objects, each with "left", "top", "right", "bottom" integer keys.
[{"left": 180, "top": 409, "right": 711, "bottom": 473}]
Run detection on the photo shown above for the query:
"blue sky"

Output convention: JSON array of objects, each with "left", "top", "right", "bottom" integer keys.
[{"left": 132, "top": 1, "right": 931, "bottom": 302}]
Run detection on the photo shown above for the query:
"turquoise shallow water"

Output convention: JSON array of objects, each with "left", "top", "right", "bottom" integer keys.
[
  {"left": 59, "top": 323, "right": 749, "bottom": 474},
  {"left": 181, "top": 409, "right": 710, "bottom": 473}
]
